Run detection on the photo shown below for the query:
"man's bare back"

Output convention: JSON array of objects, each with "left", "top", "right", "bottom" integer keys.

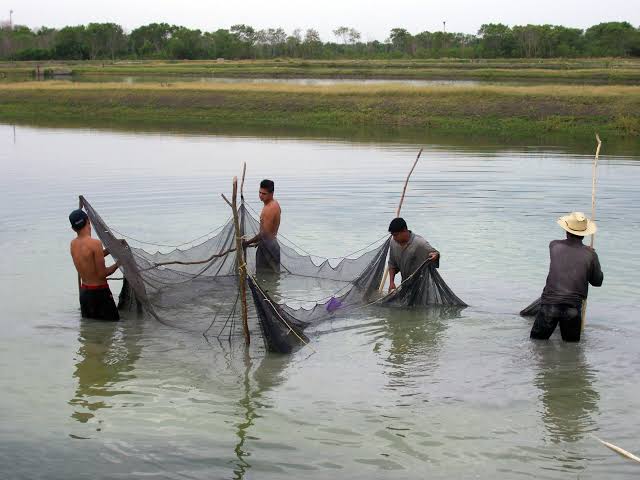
[
  {"left": 69, "top": 209, "right": 121, "bottom": 320},
  {"left": 70, "top": 236, "right": 116, "bottom": 286},
  {"left": 260, "top": 199, "right": 281, "bottom": 240}
]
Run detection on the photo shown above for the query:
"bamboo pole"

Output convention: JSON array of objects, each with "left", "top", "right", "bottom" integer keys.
[
  {"left": 581, "top": 134, "right": 601, "bottom": 330},
  {"left": 379, "top": 148, "right": 424, "bottom": 292},
  {"left": 240, "top": 162, "right": 247, "bottom": 201},
  {"left": 593, "top": 435, "right": 640, "bottom": 464},
  {"left": 231, "top": 177, "right": 250, "bottom": 345},
  {"left": 77, "top": 195, "right": 82, "bottom": 293}
]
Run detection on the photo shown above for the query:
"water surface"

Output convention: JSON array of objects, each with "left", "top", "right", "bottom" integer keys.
[{"left": 1, "top": 125, "right": 639, "bottom": 479}]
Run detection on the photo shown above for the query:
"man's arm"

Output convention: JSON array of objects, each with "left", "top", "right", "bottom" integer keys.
[
  {"left": 388, "top": 267, "right": 398, "bottom": 292},
  {"left": 243, "top": 232, "right": 261, "bottom": 248},
  {"left": 388, "top": 247, "right": 399, "bottom": 291},
  {"left": 422, "top": 239, "right": 440, "bottom": 267},
  {"left": 589, "top": 251, "right": 604, "bottom": 287},
  {"left": 93, "top": 242, "right": 120, "bottom": 278}
]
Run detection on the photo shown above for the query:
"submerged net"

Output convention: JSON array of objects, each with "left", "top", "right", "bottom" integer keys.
[
  {"left": 520, "top": 298, "right": 542, "bottom": 317},
  {"left": 81, "top": 195, "right": 466, "bottom": 353}
]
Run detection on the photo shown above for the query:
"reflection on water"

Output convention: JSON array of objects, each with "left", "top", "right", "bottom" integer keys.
[
  {"left": 376, "top": 307, "right": 461, "bottom": 392},
  {"left": 69, "top": 317, "right": 142, "bottom": 424},
  {"left": 44, "top": 75, "right": 483, "bottom": 88},
  {"left": 233, "top": 350, "right": 290, "bottom": 480},
  {"left": 533, "top": 343, "right": 599, "bottom": 444}
]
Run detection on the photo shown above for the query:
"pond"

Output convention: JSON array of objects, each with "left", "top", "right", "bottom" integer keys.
[{"left": 1, "top": 124, "right": 638, "bottom": 479}]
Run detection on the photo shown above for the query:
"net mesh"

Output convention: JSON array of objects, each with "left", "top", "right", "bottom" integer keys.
[{"left": 81, "top": 195, "right": 466, "bottom": 353}]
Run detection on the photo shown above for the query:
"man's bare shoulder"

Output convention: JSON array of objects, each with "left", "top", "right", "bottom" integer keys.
[
  {"left": 265, "top": 200, "right": 281, "bottom": 213},
  {"left": 71, "top": 236, "right": 101, "bottom": 250}
]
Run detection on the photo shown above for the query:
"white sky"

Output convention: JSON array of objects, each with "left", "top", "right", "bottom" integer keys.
[{"left": 4, "top": 0, "right": 639, "bottom": 41}]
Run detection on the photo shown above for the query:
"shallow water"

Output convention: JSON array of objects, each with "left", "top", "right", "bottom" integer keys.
[
  {"left": 1, "top": 124, "right": 639, "bottom": 479},
  {"left": 85, "top": 76, "right": 484, "bottom": 87}
]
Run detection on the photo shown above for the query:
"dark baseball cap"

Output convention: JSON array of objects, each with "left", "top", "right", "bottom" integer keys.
[{"left": 69, "top": 209, "right": 88, "bottom": 231}]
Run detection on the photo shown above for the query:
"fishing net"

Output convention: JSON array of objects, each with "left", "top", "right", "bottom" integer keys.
[
  {"left": 520, "top": 298, "right": 542, "bottom": 317},
  {"left": 81, "top": 195, "right": 466, "bottom": 353}
]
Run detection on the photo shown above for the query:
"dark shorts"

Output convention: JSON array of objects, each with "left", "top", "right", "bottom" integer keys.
[
  {"left": 530, "top": 303, "right": 581, "bottom": 342},
  {"left": 80, "top": 284, "right": 120, "bottom": 321},
  {"left": 256, "top": 238, "right": 280, "bottom": 273}
]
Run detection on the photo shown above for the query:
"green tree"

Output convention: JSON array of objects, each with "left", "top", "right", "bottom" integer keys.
[
  {"left": 585, "top": 22, "right": 639, "bottom": 56},
  {"left": 303, "top": 28, "right": 322, "bottom": 57},
  {"left": 53, "top": 25, "right": 88, "bottom": 59},
  {"left": 166, "top": 27, "right": 204, "bottom": 59},
  {"left": 478, "top": 23, "right": 516, "bottom": 57},
  {"left": 389, "top": 28, "right": 413, "bottom": 55},
  {"left": 85, "top": 23, "right": 126, "bottom": 60},
  {"left": 129, "top": 23, "right": 175, "bottom": 57}
]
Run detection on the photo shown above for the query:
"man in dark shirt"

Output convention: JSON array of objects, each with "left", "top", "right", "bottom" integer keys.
[
  {"left": 530, "top": 212, "right": 604, "bottom": 342},
  {"left": 387, "top": 218, "right": 440, "bottom": 292}
]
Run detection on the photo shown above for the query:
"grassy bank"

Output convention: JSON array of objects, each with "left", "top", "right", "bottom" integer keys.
[
  {"left": 2, "top": 58, "right": 640, "bottom": 84},
  {"left": 0, "top": 82, "right": 639, "bottom": 141}
]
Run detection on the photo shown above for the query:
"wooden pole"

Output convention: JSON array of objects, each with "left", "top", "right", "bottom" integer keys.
[
  {"left": 581, "top": 134, "right": 602, "bottom": 330},
  {"left": 379, "top": 148, "right": 424, "bottom": 292},
  {"left": 593, "top": 435, "right": 640, "bottom": 464},
  {"left": 231, "top": 177, "right": 250, "bottom": 345},
  {"left": 77, "top": 195, "right": 82, "bottom": 293},
  {"left": 240, "top": 162, "right": 247, "bottom": 201}
]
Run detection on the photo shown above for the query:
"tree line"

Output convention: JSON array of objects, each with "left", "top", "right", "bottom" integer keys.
[{"left": 1, "top": 21, "right": 639, "bottom": 61}]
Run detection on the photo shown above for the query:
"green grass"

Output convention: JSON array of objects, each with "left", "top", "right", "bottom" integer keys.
[{"left": 0, "top": 81, "right": 639, "bottom": 142}]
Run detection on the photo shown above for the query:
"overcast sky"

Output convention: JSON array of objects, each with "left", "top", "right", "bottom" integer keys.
[{"left": 5, "top": 0, "right": 639, "bottom": 41}]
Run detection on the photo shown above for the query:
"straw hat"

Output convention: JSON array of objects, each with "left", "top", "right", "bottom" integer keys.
[{"left": 557, "top": 212, "right": 597, "bottom": 236}]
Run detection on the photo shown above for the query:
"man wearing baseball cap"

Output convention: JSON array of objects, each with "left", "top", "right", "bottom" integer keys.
[
  {"left": 69, "top": 209, "right": 121, "bottom": 321},
  {"left": 530, "top": 212, "right": 604, "bottom": 342}
]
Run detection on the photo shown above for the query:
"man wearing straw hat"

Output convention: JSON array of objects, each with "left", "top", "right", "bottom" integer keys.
[{"left": 530, "top": 212, "right": 604, "bottom": 342}]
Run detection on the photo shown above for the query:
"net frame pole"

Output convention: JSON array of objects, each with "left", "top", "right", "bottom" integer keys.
[
  {"left": 581, "top": 134, "right": 601, "bottom": 331},
  {"left": 379, "top": 148, "right": 423, "bottom": 292},
  {"left": 232, "top": 176, "right": 251, "bottom": 345},
  {"left": 77, "top": 195, "right": 82, "bottom": 293},
  {"left": 240, "top": 162, "right": 247, "bottom": 201}
]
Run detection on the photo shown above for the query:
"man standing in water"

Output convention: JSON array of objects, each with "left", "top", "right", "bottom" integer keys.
[
  {"left": 387, "top": 217, "right": 440, "bottom": 292},
  {"left": 69, "top": 209, "right": 121, "bottom": 321},
  {"left": 530, "top": 212, "right": 604, "bottom": 342},
  {"left": 243, "top": 179, "right": 281, "bottom": 273}
]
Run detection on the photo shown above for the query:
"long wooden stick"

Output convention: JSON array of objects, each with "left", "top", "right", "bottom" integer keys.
[
  {"left": 581, "top": 134, "right": 602, "bottom": 330},
  {"left": 77, "top": 195, "right": 82, "bottom": 293},
  {"left": 231, "top": 177, "right": 250, "bottom": 345},
  {"left": 396, "top": 148, "right": 423, "bottom": 217},
  {"left": 240, "top": 162, "right": 247, "bottom": 201},
  {"left": 379, "top": 148, "right": 424, "bottom": 292},
  {"left": 141, "top": 246, "right": 236, "bottom": 271},
  {"left": 593, "top": 435, "right": 640, "bottom": 464}
]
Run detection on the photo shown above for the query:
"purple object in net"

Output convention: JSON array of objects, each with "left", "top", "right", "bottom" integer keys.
[{"left": 325, "top": 297, "right": 343, "bottom": 313}]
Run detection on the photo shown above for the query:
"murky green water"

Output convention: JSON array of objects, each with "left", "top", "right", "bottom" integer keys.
[{"left": 1, "top": 125, "right": 639, "bottom": 479}]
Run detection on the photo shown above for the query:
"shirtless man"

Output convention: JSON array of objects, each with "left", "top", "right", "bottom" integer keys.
[
  {"left": 69, "top": 209, "right": 121, "bottom": 321},
  {"left": 242, "top": 179, "right": 281, "bottom": 272}
]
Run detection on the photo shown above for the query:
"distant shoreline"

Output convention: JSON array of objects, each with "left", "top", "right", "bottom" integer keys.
[
  {"left": 3, "top": 58, "right": 640, "bottom": 84},
  {"left": 0, "top": 81, "right": 638, "bottom": 141}
]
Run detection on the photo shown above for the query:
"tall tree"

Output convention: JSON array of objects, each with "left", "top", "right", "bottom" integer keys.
[{"left": 129, "top": 23, "right": 175, "bottom": 57}]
